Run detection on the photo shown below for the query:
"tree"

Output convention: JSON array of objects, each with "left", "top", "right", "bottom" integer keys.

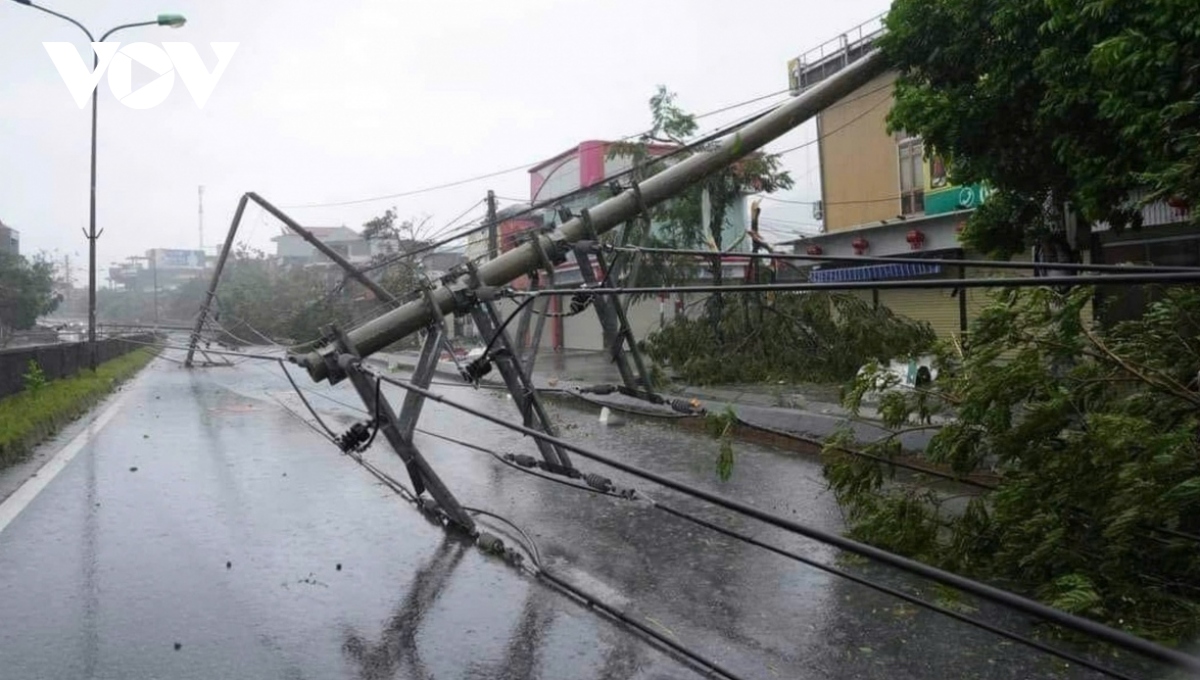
[
  {"left": 879, "top": 0, "right": 1200, "bottom": 261},
  {"left": 0, "top": 252, "right": 59, "bottom": 332},
  {"left": 361, "top": 208, "right": 399, "bottom": 244},
  {"left": 607, "top": 86, "right": 794, "bottom": 315},
  {"left": 826, "top": 285, "right": 1200, "bottom": 642}
]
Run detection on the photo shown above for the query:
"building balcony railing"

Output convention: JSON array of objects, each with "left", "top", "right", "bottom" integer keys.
[{"left": 788, "top": 12, "right": 888, "bottom": 95}]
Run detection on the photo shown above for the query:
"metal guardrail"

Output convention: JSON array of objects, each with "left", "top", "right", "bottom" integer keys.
[{"left": 788, "top": 13, "right": 888, "bottom": 95}]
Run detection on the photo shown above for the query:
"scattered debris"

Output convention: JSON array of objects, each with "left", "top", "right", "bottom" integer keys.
[
  {"left": 336, "top": 563, "right": 342, "bottom": 571},
  {"left": 599, "top": 406, "right": 625, "bottom": 427},
  {"left": 129, "top": 466, "right": 138, "bottom": 472},
  {"left": 174, "top": 642, "right": 182, "bottom": 651},
  {"left": 226, "top": 561, "right": 232, "bottom": 569}
]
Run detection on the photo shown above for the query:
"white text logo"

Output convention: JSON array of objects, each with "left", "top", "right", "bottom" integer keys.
[{"left": 43, "top": 42, "right": 238, "bottom": 109}]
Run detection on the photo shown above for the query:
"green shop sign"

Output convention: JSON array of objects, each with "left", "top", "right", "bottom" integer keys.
[{"left": 926, "top": 183, "right": 991, "bottom": 216}]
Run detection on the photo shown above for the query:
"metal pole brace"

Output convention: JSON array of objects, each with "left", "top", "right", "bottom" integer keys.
[
  {"left": 572, "top": 209, "right": 659, "bottom": 402},
  {"left": 325, "top": 323, "right": 476, "bottom": 533},
  {"left": 418, "top": 276, "right": 468, "bottom": 378},
  {"left": 466, "top": 301, "right": 575, "bottom": 475}
]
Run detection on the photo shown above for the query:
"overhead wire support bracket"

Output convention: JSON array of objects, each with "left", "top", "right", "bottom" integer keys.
[
  {"left": 467, "top": 296, "right": 575, "bottom": 475},
  {"left": 322, "top": 323, "right": 476, "bottom": 533},
  {"left": 512, "top": 234, "right": 558, "bottom": 375},
  {"left": 573, "top": 209, "right": 658, "bottom": 402}
]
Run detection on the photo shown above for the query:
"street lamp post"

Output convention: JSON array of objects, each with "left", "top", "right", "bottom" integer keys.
[{"left": 8, "top": 0, "right": 185, "bottom": 369}]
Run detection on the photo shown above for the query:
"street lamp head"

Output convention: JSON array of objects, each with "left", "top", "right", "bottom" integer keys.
[
  {"left": 10, "top": 0, "right": 34, "bottom": 6},
  {"left": 156, "top": 13, "right": 185, "bottom": 27}
]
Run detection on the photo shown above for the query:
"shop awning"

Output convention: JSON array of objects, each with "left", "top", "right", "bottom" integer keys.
[{"left": 809, "top": 262, "right": 942, "bottom": 283}]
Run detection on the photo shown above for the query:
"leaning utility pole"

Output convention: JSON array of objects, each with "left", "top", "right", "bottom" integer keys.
[
  {"left": 294, "top": 50, "right": 888, "bottom": 382},
  {"left": 184, "top": 193, "right": 402, "bottom": 367},
  {"left": 486, "top": 189, "right": 498, "bottom": 260}
]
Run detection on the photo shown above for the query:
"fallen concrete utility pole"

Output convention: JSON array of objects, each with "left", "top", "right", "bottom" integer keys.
[{"left": 296, "top": 49, "right": 887, "bottom": 381}]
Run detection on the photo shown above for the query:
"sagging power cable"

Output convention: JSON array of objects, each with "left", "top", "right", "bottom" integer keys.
[
  {"left": 609, "top": 245, "right": 1200, "bottom": 275},
  {"left": 361, "top": 395, "right": 1134, "bottom": 678},
  {"left": 268, "top": 368, "right": 743, "bottom": 679},
  {"left": 259, "top": 352, "right": 1148, "bottom": 677},
  {"left": 359, "top": 368, "right": 1200, "bottom": 675}
]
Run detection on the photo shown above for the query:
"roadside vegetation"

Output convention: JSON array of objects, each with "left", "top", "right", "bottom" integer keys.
[
  {"left": 825, "top": 285, "right": 1200, "bottom": 643},
  {"left": 0, "top": 346, "right": 159, "bottom": 468},
  {"left": 816, "top": 0, "right": 1200, "bottom": 645}
]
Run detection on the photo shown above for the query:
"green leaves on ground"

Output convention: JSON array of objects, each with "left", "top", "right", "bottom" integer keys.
[{"left": 706, "top": 406, "right": 738, "bottom": 481}]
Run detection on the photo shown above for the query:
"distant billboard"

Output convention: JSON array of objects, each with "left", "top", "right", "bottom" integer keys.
[{"left": 150, "top": 249, "right": 205, "bottom": 269}]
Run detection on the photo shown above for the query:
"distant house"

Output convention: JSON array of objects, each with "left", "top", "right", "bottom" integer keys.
[
  {"left": 272, "top": 226, "right": 371, "bottom": 266},
  {"left": 419, "top": 251, "right": 466, "bottom": 281},
  {"left": 0, "top": 220, "right": 19, "bottom": 256}
]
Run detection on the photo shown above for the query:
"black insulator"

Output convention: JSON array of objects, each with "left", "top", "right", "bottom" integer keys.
[
  {"left": 508, "top": 454, "right": 539, "bottom": 468},
  {"left": 583, "top": 473, "right": 615, "bottom": 493},
  {"left": 337, "top": 422, "right": 372, "bottom": 453},
  {"left": 569, "top": 292, "right": 593, "bottom": 315},
  {"left": 671, "top": 398, "right": 703, "bottom": 415},
  {"left": 460, "top": 356, "right": 493, "bottom": 383}
]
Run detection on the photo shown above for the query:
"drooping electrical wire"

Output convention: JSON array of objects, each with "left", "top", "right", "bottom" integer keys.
[
  {"left": 279, "top": 86, "right": 798, "bottom": 211},
  {"left": 608, "top": 245, "right": 1200, "bottom": 274},
  {"left": 361, "top": 368, "right": 1200, "bottom": 675}
]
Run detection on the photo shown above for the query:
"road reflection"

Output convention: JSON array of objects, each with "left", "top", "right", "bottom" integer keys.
[{"left": 341, "top": 535, "right": 470, "bottom": 680}]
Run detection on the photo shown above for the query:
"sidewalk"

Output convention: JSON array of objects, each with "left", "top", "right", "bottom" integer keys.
[{"left": 365, "top": 349, "right": 939, "bottom": 454}]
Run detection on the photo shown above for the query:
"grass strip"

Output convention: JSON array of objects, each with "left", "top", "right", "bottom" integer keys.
[{"left": 0, "top": 346, "right": 160, "bottom": 468}]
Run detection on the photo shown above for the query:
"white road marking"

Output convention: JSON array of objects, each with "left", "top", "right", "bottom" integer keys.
[{"left": 0, "top": 387, "right": 134, "bottom": 535}]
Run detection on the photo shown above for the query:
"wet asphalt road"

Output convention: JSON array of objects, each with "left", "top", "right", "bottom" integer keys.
[{"left": 0, "top": 348, "right": 1169, "bottom": 679}]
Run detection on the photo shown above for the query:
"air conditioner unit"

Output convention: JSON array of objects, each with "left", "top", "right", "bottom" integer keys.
[{"left": 812, "top": 200, "right": 824, "bottom": 222}]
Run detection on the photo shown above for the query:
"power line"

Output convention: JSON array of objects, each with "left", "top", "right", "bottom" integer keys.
[
  {"left": 353, "top": 82, "right": 895, "bottom": 279},
  {"left": 267, "top": 359, "right": 746, "bottom": 679},
  {"left": 280, "top": 162, "right": 536, "bottom": 210},
  {"left": 362, "top": 369, "right": 1200, "bottom": 675},
  {"left": 608, "top": 246, "right": 1200, "bottom": 274},
  {"left": 516, "top": 270, "right": 1200, "bottom": 297},
  {"left": 773, "top": 85, "right": 893, "bottom": 157},
  {"left": 278, "top": 86, "right": 797, "bottom": 211},
  {"left": 353, "top": 100, "right": 788, "bottom": 276}
]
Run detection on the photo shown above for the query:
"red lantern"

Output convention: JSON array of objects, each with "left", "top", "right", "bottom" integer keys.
[
  {"left": 851, "top": 237, "right": 869, "bottom": 255},
  {"left": 806, "top": 244, "right": 823, "bottom": 256},
  {"left": 905, "top": 228, "right": 926, "bottom": 250},
  {"left": 1168, "top": 195, "right": 1190, "bottom": 211}
]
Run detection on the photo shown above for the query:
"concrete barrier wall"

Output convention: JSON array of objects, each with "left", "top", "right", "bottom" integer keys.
[{"left": 0, "top": 334, "right": 156, "bottom": 400}]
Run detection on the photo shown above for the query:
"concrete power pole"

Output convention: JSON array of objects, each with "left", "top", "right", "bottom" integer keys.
[
  {"left": 486, "top": 190, "right": 498, "bottom": 260},
  {"left": 294, "top": 49, "right": 889, "bottom": 382}
]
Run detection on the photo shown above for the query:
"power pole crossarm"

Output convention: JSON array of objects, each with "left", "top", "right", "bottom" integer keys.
[{"left": 295, "top": 50, "right": 886, "bottom": 382}]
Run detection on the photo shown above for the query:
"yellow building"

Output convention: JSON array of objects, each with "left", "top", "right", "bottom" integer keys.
[{"left": 782, "top": 25, "right": 1022, "bottom": 346}]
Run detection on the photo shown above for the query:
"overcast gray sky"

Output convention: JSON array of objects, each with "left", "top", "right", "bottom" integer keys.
[{"left": 0, "top": 0, "right": 889, "bottom": 283}]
